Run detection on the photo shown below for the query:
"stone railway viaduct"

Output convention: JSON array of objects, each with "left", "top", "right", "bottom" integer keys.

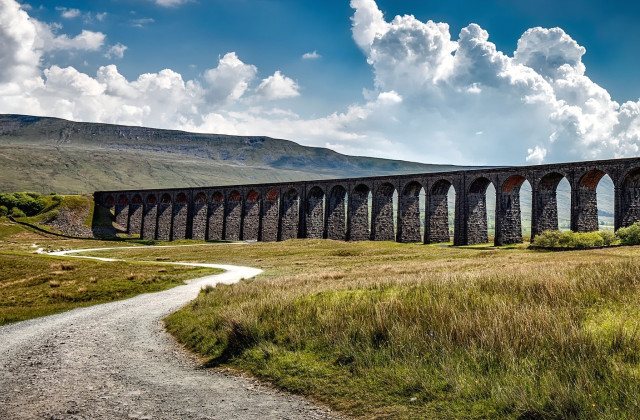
[{"left": 93, "top": 157, "right": 640, "bottom": 246}]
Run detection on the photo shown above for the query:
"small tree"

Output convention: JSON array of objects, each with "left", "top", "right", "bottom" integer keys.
[{"left": 616, "top": 222, "right": 640, "bottom": 246}]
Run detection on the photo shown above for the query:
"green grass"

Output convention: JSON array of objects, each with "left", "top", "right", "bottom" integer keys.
[
  {"left": 0, "top": 222, "right": 221, "bottom": 325},
  {"left": 134, "top": 240, "right": 640, "bottom": 419}
]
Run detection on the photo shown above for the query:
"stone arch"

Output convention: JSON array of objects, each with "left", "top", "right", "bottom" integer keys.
[
  {"left": 398, "top": 181, "right": 423, "bottom": 243},
  {"left": 212, "top": 192, "right": 224, "bottom": 203},
  {"left": 146, "top": 194, "right": 157, "bottom": 204},
  {"left": 161, "top": 193, "right": 172, "bottom": 204},
  {"left": 262, "top": 188, "right": 280, "bottom": 242},
  {"left": 372, "top": 182, "right": 396, "bottom": 241},
  {"left": 348, "top": 184, "right": 371, "bottom": 241},
  {"left": 118, "top": 194, "right": 129, "bottom": 205},
  {"left": 243, "top": 190, "right": 261, "bottom": 241},
  {"left": 208, "top": 191, "right": 225, "bottom": 240},
  {"left": 225, "top": 190, "right": 243, "bottom": 241},
  {"left": 495, "top": 175, "right": 528, "bottom": 245},
  {"left": 533, "top": 172, "right": 570, "bottom": 237},
  {"left": 105, "top": 195, "right": 115, "bottom": 207},
  {"left": 620, "top": 167, "right": 640, "bottom": 228},
  {"left": 306, "top": 186, "right": 325, "bottom": 239},
  {"left": 176, "top": 192, "right": 187, "bottom": 203},
  {"left": 191, "top": 192, "right": 208, "bottom": 240},
  {"left": 326, "top": 185, "right": 347, "bottom": 240},
  {"left": 280, "top": 188, "right": 300, "bottom": 240},
  {"left": 466, "top": 177, "right": 494, "bottom": 245},
  {"left": 132, "top": 194, "right": 143, "bottom": 204},
  {"left": 426, "top": 179, "right": 455, "bottom": 243}
]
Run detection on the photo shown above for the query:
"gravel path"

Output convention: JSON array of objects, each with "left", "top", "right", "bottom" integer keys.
[{"left": 0, "top": 247, "right": 343, "bottom": 419}]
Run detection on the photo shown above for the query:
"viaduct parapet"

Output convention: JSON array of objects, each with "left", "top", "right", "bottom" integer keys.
[{"left": 93, "top": 157, "right": 640, "bottom": 246}]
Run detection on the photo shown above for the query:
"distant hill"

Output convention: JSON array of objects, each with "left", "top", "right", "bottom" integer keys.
[{"left": 0, "top": 114, "right": 468, "bottom": 194}]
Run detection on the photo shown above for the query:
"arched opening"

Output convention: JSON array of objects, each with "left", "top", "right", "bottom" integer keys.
[
  {"left": 497, "top": 175, "right": 530, "bottom": 245},
  {"left": 467, "top": 177, "right": 493, "bottom": 245},
  {"left": 620, "top": 168, "right": 640, "bottom": 228},
  {"left": 208, "top": 192, "right": 225, "bottom": 241},
  {"left": 262, "top": 189, "right": 279, "bottom": 242},
  {"left": 161, "top": 193, "right": 172, "bottom": 204},
  {"left": 349, "top": 184, "right": 371, "bottom": 241},
  {"left": 132, "top": 194, "right": 143, "bottom": 205},
  {"left": 398, "top": 181, "right": 423, "bottom": 243},
  {"left": 146, "top": 194, "right": 157, "bottom": 205},
  {"left": 426, "top": 179, "right": 455, "bottom": 243},
  {"left": 306, "top": 186, "right": 325, "bottom": 239},
  {"left": 191, "top": 192, "right": 208, "bottom": 240},
  {"left": 243, "top": 190, "right": 260, "bottom": 241},
  {"left": 372, "top": 183, "right": 396, "bottom": 241},
  {"left": 281, "top": 188, "right": 300, "bottom": 240},
  {"left": 574, "top": 169, "right": 611, "bottom": 232},
  {"left": 225, "top": 190, "right": 242, "bottom": 241},
  {"left": 118, "top": 194, "right": 129, "bottom": 205},
  {"left": 176, "top": 193, "right": 187, "bottom": 203},
  {"left": 105, "top": 195, "right": 115, "bottom": 207},
  {"left": 326, "top": 185, "right": 347, "bottom": 240},
  {"left": 597, "top": 174, "right": 614, "bottom": 231},
  {"left": 534, "top": 172, "right": 570, "bottom": 237}
]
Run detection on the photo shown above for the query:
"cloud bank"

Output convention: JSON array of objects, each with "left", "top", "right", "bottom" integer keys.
[{"left": 1, "top": 0, "right": 640, "bottom": 165}]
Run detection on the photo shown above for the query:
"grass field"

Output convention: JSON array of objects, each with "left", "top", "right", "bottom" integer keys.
[
  {"left": 4, "top": 216, "right": 640, "bottom": 418},
  {"left": 0, "top": 221, "right": 221, "bottom": 325},
  {"left": 87, "top": 240, "right": 640, "bottom": 420}
]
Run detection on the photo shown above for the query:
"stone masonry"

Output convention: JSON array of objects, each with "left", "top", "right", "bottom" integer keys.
[{"left": 95, "top": 156, "right": 640, "bottom": 246}]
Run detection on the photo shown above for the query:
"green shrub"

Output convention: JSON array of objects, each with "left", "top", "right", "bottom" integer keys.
[
  {"left": 532, "top": 230, "right": 562, "bottom": 247},
  {"left": 534, "top": 230, "right": 612, "bottom": 249},
  {"left": 0, "top": 205, "right": 7, "bottom": 217},
  {"left": 616, "top": 222, "right": 640, "bottom": 245},
  {"left": 597, "top": 230, "right": 617, "bottom": 246},
  {"left": 10, "top": 207, "right": 26, "bottom": 218},
  {"left": 0, "top": 192, "right": 45, "bottom": 216}
]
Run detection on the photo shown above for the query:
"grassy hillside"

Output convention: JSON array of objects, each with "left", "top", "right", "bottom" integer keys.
[{"left": 0, "top": 114, "right": 465, "bottom": 194}]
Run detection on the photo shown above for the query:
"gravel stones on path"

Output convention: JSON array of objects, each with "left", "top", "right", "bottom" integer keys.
[{"left": 0, "top": 255, "right": 344, "bottom": 419}]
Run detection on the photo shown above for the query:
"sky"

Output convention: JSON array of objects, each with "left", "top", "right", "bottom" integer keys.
[{"left": 2, "top": 0, "right": 640, "bottom": 166}]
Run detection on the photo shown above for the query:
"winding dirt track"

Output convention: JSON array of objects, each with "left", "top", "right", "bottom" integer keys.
[{"left": 0, "top": 247, "right": 341, "bottom": 419}]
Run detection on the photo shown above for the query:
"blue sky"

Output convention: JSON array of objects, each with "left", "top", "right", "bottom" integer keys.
[{"left": 3, "top": 0, "right": 640, "bottom": 165}]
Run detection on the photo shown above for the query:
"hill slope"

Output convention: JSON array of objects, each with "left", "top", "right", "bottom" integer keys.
[{"left": 0, "top": 114, "right": 466, "bottom": 194}]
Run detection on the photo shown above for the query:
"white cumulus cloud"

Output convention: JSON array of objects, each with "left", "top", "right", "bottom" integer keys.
[
  {"left": 255, "top": 71, "right": 300, "bottom": 101},
  {"left": 105, "top": 43, "right": 127, "bottom": 59}
]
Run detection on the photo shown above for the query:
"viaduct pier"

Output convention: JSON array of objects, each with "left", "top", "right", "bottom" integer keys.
[{"left": 93, "top": 157, "right": 640, "bottom": 246}]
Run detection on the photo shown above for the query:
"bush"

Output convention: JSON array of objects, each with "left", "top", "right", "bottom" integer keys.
[
  {"left": 597, "top": 230, "right": 617, "bottom": 246},
  {"left": 616, "top": 222, "right": 640, "bottom": 245},
  {"left": 532, "top": 230, "right": 562, "bottom": 247},
  {"left": 0, "top": 205, "right": 7, "bottom": 217},
  {"left": 10, "top": 207, "right": 26, "bottom": 218},
  {"left": 533, "top": 230, "right": 613, "bottom": 249},
  {"left": 0, "top": 192, "right": 45, "bottom": 216}
]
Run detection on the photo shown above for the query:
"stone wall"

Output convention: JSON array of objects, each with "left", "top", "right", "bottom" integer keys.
[
  {"left": 348, "top": 186, "right": 370, "bottom": 241},
  {"left": 243, "top": 200, "right": 260, "bottom": 241},
  {"left": 208, "top": 202, "right": 224, "bottom": 240},
  {"left": 128, "top": 204, "right": 143, "bottom": 236},
  {"left": 280, "top": 190, "right": 299, "bottom": 240},
  {"left": 225, "top": 200, "right": 242, "bottom": 241},
  {"left": 191, "top": 203, "right": 208, "bottom": 240},
  {"left": 426, "top": 194, "right": 449, "bottom": 243},
  {"left": 156, "top": 203, "right": 172, "bottom": 240},
  {"left": 306, "top": 188, "right": 324, "bottom": 239},
  {"left": 141, "top": 204, "right": 157, "bottom": 240},
  {"left": 326, "top": 186, "right": 347, "bottom": 240},
  {"left": 372, "top": 184, "right": 395, "bottom": 241},
  {"left": 172, "top": 203, "right": 188, "bottom": 240}
]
